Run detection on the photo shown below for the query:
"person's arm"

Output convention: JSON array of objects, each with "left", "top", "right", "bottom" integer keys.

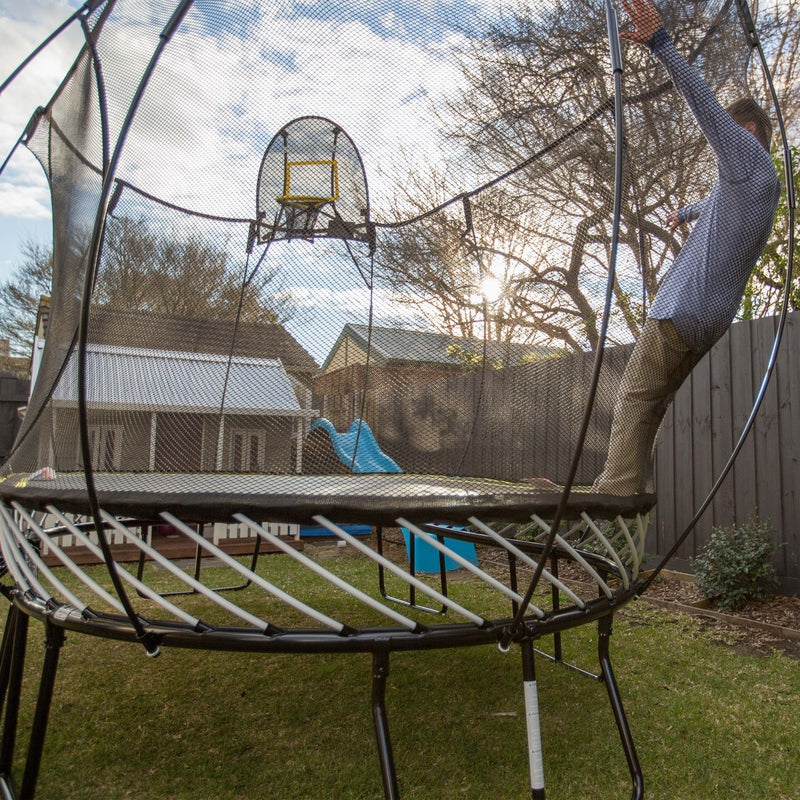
[
  {"left": 666, "top": 197, "right": 706, "bottom": 231},
  {"left": 678, "top": 198, "right": 707, "bottom": 223},
  {"left": 620, "top": 0, "right": 763, "bottom": 182}
]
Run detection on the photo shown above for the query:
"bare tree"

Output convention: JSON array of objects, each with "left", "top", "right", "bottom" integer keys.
[
  {"left": 376, "top": 0, "right": 800, "bottom": 351},
  {"left": 97, "top": 217, "right": 294, "bottom": 324},
  {"left": 0, "top": 240, "right": 53, "bottom": 360},
  {"left": 0, "top": 221, "right": 296, "bottom": 362}
]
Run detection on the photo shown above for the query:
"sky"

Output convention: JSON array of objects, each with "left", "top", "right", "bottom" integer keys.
[
  {"left": 0, "top": 0, "right": 654, "bottom": 362},
  {"left": 0, "top": 0, "right": 497, "bottom": 361},
  {"left": 0, "top": 0, "right": 486, "bottom": 274},
  {"left": 0, "top": 1, "right": 86, "bottom": 283}
]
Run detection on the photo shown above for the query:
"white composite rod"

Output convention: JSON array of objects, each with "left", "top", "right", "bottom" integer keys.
[
  {"left": 578, "top": 513, "right": 629, "bottom": 589},
  {"left": 0, "top": 503, "right": 85, "bottom": 610},
  {"left": 0, "top": 506, "right": 57, "bottom": 608},
  {"left": 0, "top": 503, "right": 39, "bottom": 595},
  {"left": 232, "top": 514, "right": 420, "bottom": 631},
  {"left": 467, "top": 517, "right": 585, "bottom": 610},
  {"left": 101, "top": 512, "right": 304, "bottom": 633},
  {"left": 398, "top": 518, "right": 545, "bottom": 617},
  {"left": 312, "top": 516, "right": 487, "bottom": 627},
  {"left": 531, "top": 515, "right": 613, "bottom": 598},
  {"left": 12, "top": 503, "right": 126, "bottom": 613},
  {"left": 47, "top": 506, "right": 202, "bottom": 627}
]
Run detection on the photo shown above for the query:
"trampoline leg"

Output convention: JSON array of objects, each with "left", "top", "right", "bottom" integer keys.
[
  {"left": 371, "top": 649, "right": 400, "bottom": 800},
  {"left": 597, "top": 615, "right": 644, "bottom": 800},
  {"left": 19, "top": 622, "right": 65, "bottom": 800},
  {"left": 0, "top": 606, "right": 29, "bottom": 781},
  {"left": 521, "top": 640, "right": 545, "bottom": 800}
]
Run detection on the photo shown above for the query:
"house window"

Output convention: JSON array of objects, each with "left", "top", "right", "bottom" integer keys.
[
  {"left": 78, "top": 425, "right": 123, "bottom": 470},
  {"left": 229, "top": 429, "right": 267, "bottom": 472}
]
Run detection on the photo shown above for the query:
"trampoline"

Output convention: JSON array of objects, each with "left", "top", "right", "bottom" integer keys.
[{"left": 0, "top": 0, "right": 794, "bottom": 797}]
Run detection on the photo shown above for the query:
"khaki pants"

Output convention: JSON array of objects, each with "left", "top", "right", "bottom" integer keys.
[{"left": 592, "top": 318, "right": 701, "bottom": 495}]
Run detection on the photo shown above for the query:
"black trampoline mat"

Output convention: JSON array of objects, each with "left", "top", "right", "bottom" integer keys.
[{"left": 0, "top": 472, "right": 655, "bottom": 525}]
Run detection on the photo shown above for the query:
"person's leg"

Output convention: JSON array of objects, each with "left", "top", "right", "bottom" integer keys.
[{"left": 592, "top": 319, "right": 700, "bottom": 495}]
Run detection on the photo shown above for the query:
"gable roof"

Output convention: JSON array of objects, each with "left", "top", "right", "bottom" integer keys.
[
  {"left": 53, "top": 344, "right": 310, "bottom": 415},
  {"left": 87, "top": 307, "right": 319, "bottom": 376},
  {"left": 320, "top": 323, "right": 557, "bottom": 372}
]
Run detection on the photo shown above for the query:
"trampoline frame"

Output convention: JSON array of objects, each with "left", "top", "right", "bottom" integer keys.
[
  {"left": 0, "top": 506, "right": 644, "bottom": 800},
  {"left": 0, "top": 0, "right": 792, "bottom": 796},
  {"left": 0, "top": 501, "right": 648, "bottom": 800}
]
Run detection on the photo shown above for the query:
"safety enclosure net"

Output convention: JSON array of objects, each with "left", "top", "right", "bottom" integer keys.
[{"left": 0, "top": 0, "right": 788, "bottom": 524}]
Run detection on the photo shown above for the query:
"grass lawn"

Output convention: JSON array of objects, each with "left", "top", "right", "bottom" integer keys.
[{"left": 2, "top": 551, "right": 798, "bottom": 800}]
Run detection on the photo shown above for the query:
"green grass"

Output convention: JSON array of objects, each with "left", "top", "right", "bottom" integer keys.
[{"left": 2, "top": 551, "right": 799, "bottom": 800}]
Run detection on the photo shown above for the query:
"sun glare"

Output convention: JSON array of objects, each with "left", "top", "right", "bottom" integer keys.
[{"left": 481, "top": 275, "right": 503, "bottom": 303}]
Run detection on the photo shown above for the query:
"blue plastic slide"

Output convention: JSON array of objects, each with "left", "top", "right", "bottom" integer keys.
[
  {"left": 308, "top": 418, "right": 402, "bottom": 474},
  {"left": 307, "top": 418, "right": 476, "bottom": 571}
]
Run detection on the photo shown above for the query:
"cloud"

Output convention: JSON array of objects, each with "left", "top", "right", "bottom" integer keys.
[
  {"left": 0, "top": 178, "right": 51, "bottom": 219},
  {"left": 1, "top": 1, "right": 485, "bottom": 225},
  {"left": 101, "top": 3, "right": 474, "bottom": 220},
  {"left": 0, "top": 0, "right": 497, "bottom": 310},
  {"left": 0, "top": 1, "right": 85, "bottom": 216}
]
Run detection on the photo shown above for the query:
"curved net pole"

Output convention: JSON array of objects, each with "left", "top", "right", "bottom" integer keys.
[
  {"left": 503, "top": 0, "right": 628, "bottom": 645},
  {"left": 0, "top": 0, "right": 108, "bottom": 98},
  {"left": 0, "top": 1, "right": 109, "bottom": 177},
  {"left": 639, "top": 0, "right": 796, "bottom": 595},
  {"left": 76, "top": 0, "right": 197, "bottom": 657}
]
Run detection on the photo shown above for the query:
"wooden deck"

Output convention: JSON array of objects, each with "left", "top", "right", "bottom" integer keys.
[{"left": 41, "top": 534, "right": 304, "bottom": 567}]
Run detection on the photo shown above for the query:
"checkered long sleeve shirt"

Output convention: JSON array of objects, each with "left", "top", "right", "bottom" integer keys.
[{"left": 647, "top": 27, "right": 781, "bottom": 353}]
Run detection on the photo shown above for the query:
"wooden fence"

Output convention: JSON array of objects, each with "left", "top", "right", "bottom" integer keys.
[
  {"left": 4, "top": 315, "right": 798, "bottom": 589},
  {"left": 319, "top": 345, "right": 633, "bottom": 486},
  {"left": 654, "top": 312, "right": 800, "bottom": 593},
  {"left": 320, "top": 313, "right": 800, "bottom": 591}
]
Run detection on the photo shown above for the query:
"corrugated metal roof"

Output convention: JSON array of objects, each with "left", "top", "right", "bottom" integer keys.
[
  {"left": 87, "top": 308, "right": 319, "bottom": 374},
  {"left": 53, "top": 345, "right": 304, "bottom": 413},
  {"left": 321, "top": 323, "right": 558, "bottom": 371}
]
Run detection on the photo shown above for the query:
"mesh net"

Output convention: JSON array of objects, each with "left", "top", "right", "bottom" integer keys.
[{"left": 0, "top": 0, "right": 785, "bottom": 520}]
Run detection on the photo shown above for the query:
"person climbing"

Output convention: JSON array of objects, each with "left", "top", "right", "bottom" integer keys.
[{"left": 592, "top": 0, "right": 781, "bottom": 495}]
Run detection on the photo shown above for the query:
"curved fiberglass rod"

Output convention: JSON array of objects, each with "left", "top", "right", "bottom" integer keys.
[
  {"left": 638, "top": 0, "right": 796, "bottom": 595},
  {"left": 504, "top": 0, "right": 627, "bottom": 644},
  {"left": 76, "top": 0, "right": 197, "bottom": 657}
]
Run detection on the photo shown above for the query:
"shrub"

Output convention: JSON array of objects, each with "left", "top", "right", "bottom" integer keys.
[{"left": 691, "top": 516, "right": 779, "bottom": 611}]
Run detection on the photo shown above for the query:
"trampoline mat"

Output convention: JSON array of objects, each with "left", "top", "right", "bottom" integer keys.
[{"left": 0, "top": 472, "right": 655, "bottom": 525}]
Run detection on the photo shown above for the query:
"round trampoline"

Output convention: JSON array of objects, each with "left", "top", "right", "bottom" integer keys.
[{"left": 0, "top": 0, "right": 793, "bottom": 797}]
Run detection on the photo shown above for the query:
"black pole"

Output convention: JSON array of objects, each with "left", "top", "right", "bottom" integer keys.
[
  {"left": 371, "top": 649, "right": 399, "bottom": 800},
  {"left": 0, "top": 1, "right": 106, "bottom": 97},
  {"left": 19, "top": 622, "right": 65, "bottom": 800},
  {"left": 0, "top": 606, "right": 19, "bottom": 721},
  {"left": 0, "top": 607, "right": 29, "bottom": 778},
  {"left": 597, "top": 615, "right": 644, "bottom": 800},
  {"left": 506, "top": 0, "right": 627, "bottom": 644},
  {"left": 76, "top": 0, "right": 197, "bottom": 657},
  {"left": 521, "top": 640, "right": 546, "bottom": 800}
]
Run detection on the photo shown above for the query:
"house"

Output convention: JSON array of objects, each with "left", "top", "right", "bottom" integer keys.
[
  {"left": 29, "top": 303, "right": 320, "bottom": 474},
  {"left": 31, "top": 301, "right": 319, "bottom": 407},
  {"left": 86, "top": 306, "right": 318, "bottom": 409},
  {"left": 50, "top": 344, "right": 317, "bottom": 473},
  {"left": 314, "top": 322, "right": 557, "bottom": 397}
]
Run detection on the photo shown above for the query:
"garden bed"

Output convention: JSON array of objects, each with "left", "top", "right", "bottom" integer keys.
[{"left": 640, "top": 570, "right": 800, "bottom": 659}]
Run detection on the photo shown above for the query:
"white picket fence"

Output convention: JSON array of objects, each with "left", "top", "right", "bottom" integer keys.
[{"left": 33, "top": 514, "right": 299, "bottom": 557}]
